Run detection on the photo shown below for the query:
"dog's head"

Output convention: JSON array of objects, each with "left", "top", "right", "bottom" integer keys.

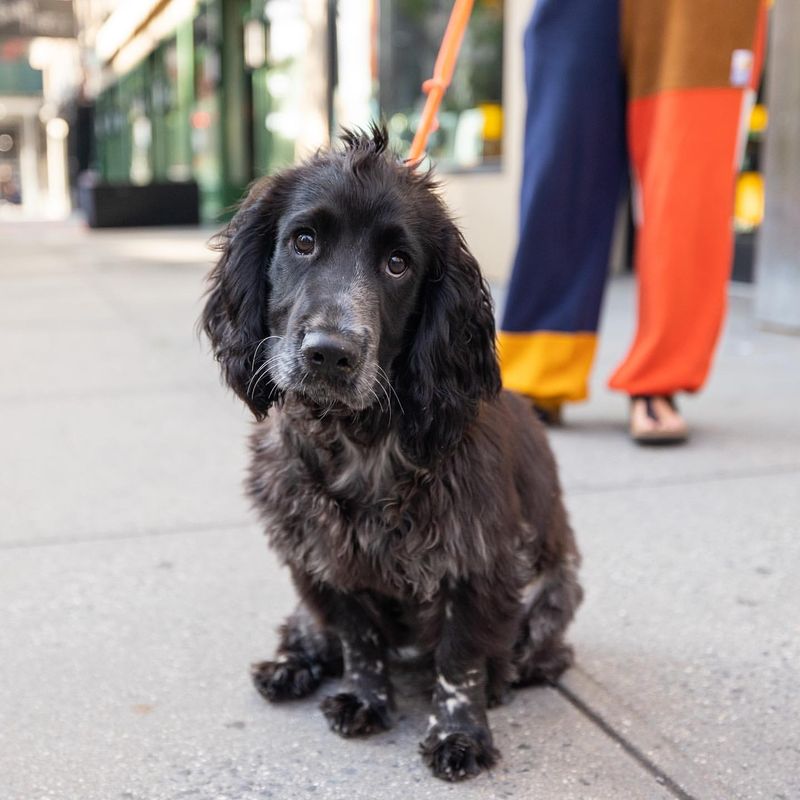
[{"left": 201, "top": 124, "right": 500, "bottom": 463}]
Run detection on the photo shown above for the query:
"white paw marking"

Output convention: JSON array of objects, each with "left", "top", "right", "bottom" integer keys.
[
  {"left": 445, "top": 697, "right": 467, "bottom": 714},
  {"left": 437, "top": 674, "right": 470, "bottom": 713}
]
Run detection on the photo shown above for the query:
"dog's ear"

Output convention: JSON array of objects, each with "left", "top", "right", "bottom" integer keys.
[
  {"left": 200, "top": 176, "right": 287, "bottom": 417},
  {"left": 398, "top": 223, "right": 501, "bottom": 464}
]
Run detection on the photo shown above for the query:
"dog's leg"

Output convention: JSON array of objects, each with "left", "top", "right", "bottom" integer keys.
[
  {"left": 485, "top": 654, "right": 516, "bottom": 708},
  {"left": 419, "top": 584, "right": 514, "bottom": 782},
  {"left": 420, "top": 663, "right": 498, "bottom": 782},
  {"left": 299, "top": 586, "right": 393, "bottom": 738},
  {"left": 319, "top": 635, "right": 392, "bottom": 737},
  {"left": 251, "top": 603, "right": 342, "bottom": 702},
  {"left": 513, "top": 559, "right": 583, "bottom": 686}
]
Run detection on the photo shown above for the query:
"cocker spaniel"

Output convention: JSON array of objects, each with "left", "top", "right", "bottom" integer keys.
[{"left": 201, "top": 125, "right": 582, "bottom": 782}]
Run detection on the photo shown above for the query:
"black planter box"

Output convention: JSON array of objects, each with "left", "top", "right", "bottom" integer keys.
[
  {"left": 732, "top": 230, "right": 757, "bottom": 284},
  {"left": 78, "top": 177, "right": 200, "bottom": 228}
]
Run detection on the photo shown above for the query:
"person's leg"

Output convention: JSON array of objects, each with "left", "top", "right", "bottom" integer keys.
[
  {"left": 609, "top": 0, "right": 765, "bottom": 409},
  {"left": 498, "top": 0, "right": 626, "bottom": 410}
]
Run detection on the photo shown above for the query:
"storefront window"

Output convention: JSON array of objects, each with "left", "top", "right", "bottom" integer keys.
[
  {"left": 0, "top": 126, "right": 22, "bottom": 206},
  {"left": 377, "top": 0, "right": 503, "bottom": 170},
  {"left": 191, "top": 1, "right": 224, "bottom": 218}
]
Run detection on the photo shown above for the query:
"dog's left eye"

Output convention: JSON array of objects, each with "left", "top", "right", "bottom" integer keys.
[
  {"left": 293, "top": 229, "right": 316, "bottom": 255},
  {"left": 386, "top": 253, "right": 408, "bottom": 278}
]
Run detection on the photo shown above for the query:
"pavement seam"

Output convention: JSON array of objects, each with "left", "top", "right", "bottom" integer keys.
[
  {"left": 556, "top": 682, "right": 698, "bottom": 800},
  {"left": 0, "top": 519, "right": 255, "bottom": 551},
  {"left": 567, "top": 462, "right": 800, "bottom": 497},
  {"left": 0, "top": 381, "right": 222, "bottom": 404},
  {"left": 557, "top": 667, "right": 747, "bottom": 800}
]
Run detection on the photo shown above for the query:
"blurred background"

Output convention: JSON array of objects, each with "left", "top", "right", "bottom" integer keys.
[
  {"left": 1, "top": 0, "right": 796, "bottom": 299},
  {"left": 1, "top": 0, "right": 515, "bottom": 270}
]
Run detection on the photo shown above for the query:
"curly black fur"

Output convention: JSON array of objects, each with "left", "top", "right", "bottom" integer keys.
[{"left": 201, "top": 124, "right": 582, "bottom": 782}]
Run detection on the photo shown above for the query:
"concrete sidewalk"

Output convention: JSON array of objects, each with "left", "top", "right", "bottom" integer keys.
[{"left": 1, "top": 221, "right": 798, "bottom": 800}]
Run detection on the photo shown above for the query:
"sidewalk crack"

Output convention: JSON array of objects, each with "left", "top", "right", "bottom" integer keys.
[{"left": 557, "top": 682, "right": 698, "bottom": 800}]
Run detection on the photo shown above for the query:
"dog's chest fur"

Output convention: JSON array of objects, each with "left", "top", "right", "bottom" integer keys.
[{"left": 247, "top": 405, "right": 494, "bottom": 601}]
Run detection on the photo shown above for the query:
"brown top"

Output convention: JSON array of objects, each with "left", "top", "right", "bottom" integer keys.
[{"left": 622, "top": 0, "right": 763, "bottom": 99}]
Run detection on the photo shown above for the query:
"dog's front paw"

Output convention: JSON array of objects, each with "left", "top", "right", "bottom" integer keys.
[
  {"left": 251, "top": 657, "right": 323, "bottom": 702},
  {"left": 320, "top": 691, "right": 391, "bottom": 737},
  {"left": 420, "top": 730, "right": 499, "bottom": 782}
]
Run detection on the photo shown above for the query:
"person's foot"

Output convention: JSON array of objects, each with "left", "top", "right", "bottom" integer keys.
[
  {"left": 532, "top": 399, "right": 563, "bottom": 426},
  {"left": 630, "top": 395, "right": 688, "bottom": 445}
]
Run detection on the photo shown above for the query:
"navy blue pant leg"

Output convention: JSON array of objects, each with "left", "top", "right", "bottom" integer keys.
[{"left": 498, "top": 0, "right": 627, "bottom": 402}]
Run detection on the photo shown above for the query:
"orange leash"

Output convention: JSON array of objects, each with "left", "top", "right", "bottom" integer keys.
[{"left": 406, "top": 0, "right": 475, "bottom": 163}]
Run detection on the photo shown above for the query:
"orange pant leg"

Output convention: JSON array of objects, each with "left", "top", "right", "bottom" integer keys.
[
  {"left": 609, "top": 0, "right": 764, "bottom": 396},
  {"left": 608, "top": 88, "right": 744, "bottom": 395}
]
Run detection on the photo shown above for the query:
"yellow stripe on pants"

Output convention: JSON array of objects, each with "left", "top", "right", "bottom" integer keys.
[{"left": 497, "top": 331, "right": 598, "bottom": 404}]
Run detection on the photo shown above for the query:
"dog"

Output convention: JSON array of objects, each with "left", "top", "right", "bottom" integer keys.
[{"left": 201, "top": 124, "right": 582, "bottom": 782}]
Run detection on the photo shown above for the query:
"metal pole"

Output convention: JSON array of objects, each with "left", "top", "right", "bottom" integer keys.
[{"left": 755, "top": 0, "right": 800, "bottom": 333}]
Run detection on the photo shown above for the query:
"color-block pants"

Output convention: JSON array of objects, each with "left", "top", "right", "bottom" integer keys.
[{"left": 499, "top": 0, "right": 765, "bottom": 403}]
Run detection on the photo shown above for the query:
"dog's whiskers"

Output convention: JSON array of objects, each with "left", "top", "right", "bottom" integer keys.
[
  {"left": 376, "top": 380, "right": 391, "bottom": 422},
  {"left": 376, "top": 365, "right": 404, "bottom": 416},
  {"left": 247, "top": 358, "right": 276, "bottom": 398},
  {"left": 250, "top": 335, "right": 284, "bottom": 371},
  {"left": 367, "top": 386, "right": 384, "bottom": 415},
  {"left": 319, "top": 397, "right": 337, "bottom": 421},
  {"left": 248, "top": 352, "right": 284, "bottom": 398}
]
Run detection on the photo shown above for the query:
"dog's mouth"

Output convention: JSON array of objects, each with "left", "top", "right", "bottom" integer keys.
[{"left": 288, "top": 369, "right": 378, "bottom": 411}]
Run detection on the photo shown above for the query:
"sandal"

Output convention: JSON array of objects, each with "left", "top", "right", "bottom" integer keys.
[{"left": 630, "top": 395, "right": 688, "bottom": 445}]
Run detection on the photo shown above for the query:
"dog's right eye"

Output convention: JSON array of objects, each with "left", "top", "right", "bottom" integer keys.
[{"left": 293, "top": 230, "right": 316, "bottom": 255}]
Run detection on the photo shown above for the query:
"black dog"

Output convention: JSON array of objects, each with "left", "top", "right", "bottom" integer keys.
[{"left": 201, "top": 125, "right": 582, "bottom": 781}]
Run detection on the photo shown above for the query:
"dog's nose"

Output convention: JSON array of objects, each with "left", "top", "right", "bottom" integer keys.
[{"left": 301, "top": 332, "right": 361, "bottom": 376}]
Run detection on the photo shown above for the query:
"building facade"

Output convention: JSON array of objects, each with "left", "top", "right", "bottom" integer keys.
[
  {"left": 0, "top": 0, "right": 80, "bottom": 218},
  {"left": 73, "top": 0, "right": 519, "bottom": 277}
]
